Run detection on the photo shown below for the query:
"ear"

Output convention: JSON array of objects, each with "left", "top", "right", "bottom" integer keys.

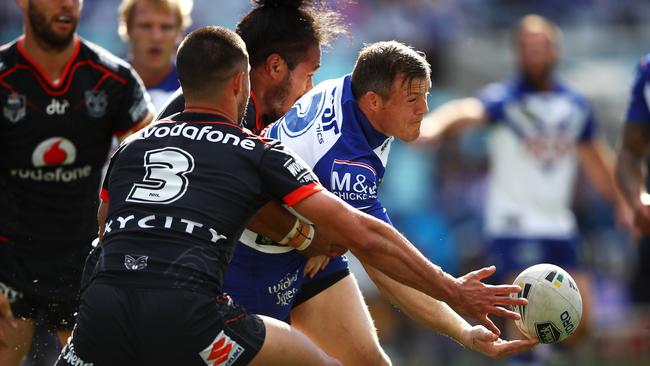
[
  {"left": 231, "top": 70, "right": 247, "bottom": 98},
  {"left": 361, "top": 91, "right": 384, "bottom": 112},
  {"left": 264, "top": 53, "right": 288, "bottom": 81}
]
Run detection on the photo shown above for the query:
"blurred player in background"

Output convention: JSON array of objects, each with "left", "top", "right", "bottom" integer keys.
[
  {"left": 118, "top": 0, "right": 192, "bottom": 111},
  {"left": 419, "top": 14, "right": 633, "bottom": 349},
  {"left": 615, "top": 54, "right": 650, "bottom": 310},
  {"left": 0, "top": 0, "right": 154, "bottom": 365}
]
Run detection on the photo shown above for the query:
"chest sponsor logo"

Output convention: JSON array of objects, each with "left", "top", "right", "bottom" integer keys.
[
  {"left": 199, "top": 330, "right": 244, "bottom": 366},
  {"left": 46, "top": 98, "right": 69, "bottom": 115},
  {"left": 330, "top": 159, "right": 377, "bottom": 204},
  {"left": 32, "top": 137, "right": 76, "bottom": 167},
  {"left": 84, "top": 90, "right": 108, "bottom": 118},
  {"left": 3, "top": 93, "right": 26, "bottom": 123},
  {"left": 10, "top": 137, "right": 91, "bottom": 182}
]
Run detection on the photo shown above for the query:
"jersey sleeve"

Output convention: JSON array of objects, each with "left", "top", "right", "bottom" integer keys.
[
  {"left": 477, "top": 83, "right": 507, "bottom": 124},
  {"left": 259, "top": 141, "right": 323, "bottom": 206},
  {"left": 624, "top": 56, "right": 650, "bottom": 124},
  {"left": 113, "top": 67, "right": 154, "bottom": 137},
  {"left": 578, "top": 102, "right": 597, "bottom": 142}
]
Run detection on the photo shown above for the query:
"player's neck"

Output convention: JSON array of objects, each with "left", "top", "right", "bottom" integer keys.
[
  {"left": 132, "top": 60, "right": 173, "bottom": 88},
  {"left": 249, "top": 69, "right": 271, "bottom": 116},
  {"left": 20, "top": 33, "right": 78, "bottom": 83},
  {"left": 183, "top": 104, "right": 237, "bottom": 124}
]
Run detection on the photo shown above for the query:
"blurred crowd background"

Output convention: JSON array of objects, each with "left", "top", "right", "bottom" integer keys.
[{"left": 2, "top": 0, "right": 650, "bottom": 365}]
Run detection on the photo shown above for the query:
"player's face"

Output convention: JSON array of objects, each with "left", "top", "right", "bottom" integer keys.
[
  {"left": 267, "top": 43, "right": 321, "bottom": 121},
  {"left": 517, "top": 30, "right": 558, "bottom": 82},
  {"left": 128, "top": 0, "right": 181, "bottom": 72},
  {"left": 377, "top": 74, "right": 430, "bottom": 142},
  {"left": 26, "top": 0, "right": 82, "bottom": 52}
]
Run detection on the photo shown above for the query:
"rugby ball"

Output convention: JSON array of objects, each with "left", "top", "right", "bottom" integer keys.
[{"left": 511, "top": 263, "right": 582, "bottom": 343}]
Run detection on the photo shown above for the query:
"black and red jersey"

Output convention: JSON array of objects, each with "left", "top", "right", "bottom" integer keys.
[
  {"left": 96, "top": 112, "right": 321, "bottom": 293},
  {"left": 0, "top": 37, "right": 153, "bottom": 250}
]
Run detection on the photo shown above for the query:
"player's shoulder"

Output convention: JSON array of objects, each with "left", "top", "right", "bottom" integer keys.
[
  {"left": 78, "top": 38, "right": 135, "bottom": 78},
  {"left": 553, "top": 80, "right": 591, "bottom": 107},
  {"left": 0, "top": 38, "right": 19, "bottom": 67}
]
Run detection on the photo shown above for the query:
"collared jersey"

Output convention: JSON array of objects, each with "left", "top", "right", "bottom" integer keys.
[
  {"left": 0, "top": 37, "right": 153, "bottom": 249},
  {"left": 95, "top": 112, "right": 322, "bottom": 293},
  {"left": 478, "top": 78, "right": 596, "bottom": 238}
]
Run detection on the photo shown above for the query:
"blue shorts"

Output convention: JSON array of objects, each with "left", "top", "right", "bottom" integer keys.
[
  {"left": 487, "top": 236, "right": 580, "bottom": 283},
  {"left": 223, "top": 243, "right": 349, "bottom": 322}
]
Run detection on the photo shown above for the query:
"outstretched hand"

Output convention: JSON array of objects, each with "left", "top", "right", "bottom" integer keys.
[
  {"left": 451, "top": 266, "right": 527, "bottom": 335},
  {"left": 461, "top": 325, "right": 538, "bottom": 359}
]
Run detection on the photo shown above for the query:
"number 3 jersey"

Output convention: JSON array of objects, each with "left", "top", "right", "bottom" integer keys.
[
  {"left": 96, "top": 112, "right": 322, "bottom": 293},
  {"left": 240, "top": 75, "right": 393, "bottom": 253},
  {"left": 0, "top": 37, "right": 153, "bottom": 250}
]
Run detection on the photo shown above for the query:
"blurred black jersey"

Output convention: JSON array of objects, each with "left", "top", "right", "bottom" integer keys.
[{"left": 0, "top": 37, "right": 152, "bottom": 251}]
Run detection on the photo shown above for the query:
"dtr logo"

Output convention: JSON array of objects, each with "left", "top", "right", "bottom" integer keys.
[
  {"left": 46, "top": 98, "right": 69, "bottom": 115},
  {"left": 32, "top": 137, "right": 76, "bottom": 167},
  {"left": 330, "top": 159, "right": 377, "bottom": 209}
]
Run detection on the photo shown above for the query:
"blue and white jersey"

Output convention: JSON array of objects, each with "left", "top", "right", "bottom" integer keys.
[
  {"left": 478, "top": 78, "right": 596, "bottom": 239},
  {"left": 239, "top": 74, "right": 393, "bottom": 253},
  {"left": 625, "top": 54, "right": 650, "bottom": 125},
  {"left": 147, "top": 66, "right": 179, "bottom": 111}
]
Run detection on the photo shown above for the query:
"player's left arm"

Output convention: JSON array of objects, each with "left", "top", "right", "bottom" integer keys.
[
  {"left": 577, "top": 138, "right": 634, "bottom": 230},
  {"left": 615, "top": 122, "right": 650, "bottom": 233},
  {"left": 114, "top": 67, "right": 155, "bottom": 142},
  {"left": 363, "top": 263, "right": 537, "bottom": 358}
]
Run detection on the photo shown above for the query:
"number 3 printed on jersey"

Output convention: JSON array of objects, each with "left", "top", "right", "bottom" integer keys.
[{"left": 127, "top": 147, "right": 194, "bottom": 204}]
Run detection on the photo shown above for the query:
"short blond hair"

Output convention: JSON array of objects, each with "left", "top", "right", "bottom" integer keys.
[
  {"left": 118, "top": 0, "right": 193, "bottom": 41},
  {"left": 516, "top": 14, "right": 561, "bottom": 44}
]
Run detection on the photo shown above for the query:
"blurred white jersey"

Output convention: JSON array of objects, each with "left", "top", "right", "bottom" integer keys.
[{"left": 478, "top": 79, "right": 596, "bottom": 239}]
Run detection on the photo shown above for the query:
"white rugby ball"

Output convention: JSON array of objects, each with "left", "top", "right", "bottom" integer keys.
[{"left": 511, "top": 263, "right": 582, "bottom": 344}]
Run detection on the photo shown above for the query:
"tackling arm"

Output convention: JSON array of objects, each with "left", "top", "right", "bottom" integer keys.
[{"left": 292, "top": 189, "right": 527, "bottom": 335}]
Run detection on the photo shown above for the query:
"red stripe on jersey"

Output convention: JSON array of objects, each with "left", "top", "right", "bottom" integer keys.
[
  {"left": 100, "top": 188, "right": 109, "bottom": 202},
  {"left": 283, "top": 182, "right": 323, "bottom": 207},
  {"left": 17, "top": 37, "right": 80, "bottom": 88},
  {"left": 0, "top": 235, "right": 10, "bottom": 243}
]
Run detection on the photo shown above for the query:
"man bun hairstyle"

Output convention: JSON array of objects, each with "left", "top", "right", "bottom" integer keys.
[
  {"left": 351, "top": 41, "right": 431, "bottom": 100},
  {"left": 176, "top": 26, "right": 248, "bottom": 99},
  {"left": 237, "top": 0, "right": 347, "bottom": 69}
]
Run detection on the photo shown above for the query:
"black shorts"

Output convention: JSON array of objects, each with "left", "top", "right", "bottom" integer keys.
[
  {"left": 0, "top": 239, "right": 92, "bottom": 330},
  {"left": 55, "top": 283, "right": 266, "bottom": 366}
]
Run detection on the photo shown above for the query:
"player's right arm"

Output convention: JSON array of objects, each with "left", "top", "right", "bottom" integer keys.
[
  {"left": 290, "top": 189, "right": 527, "bottom": 335},
  {"left": 417, "top": 97, "right": 488, "bottom": 144}
]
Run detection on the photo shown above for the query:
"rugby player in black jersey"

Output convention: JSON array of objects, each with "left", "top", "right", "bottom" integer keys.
[{"left": 0, "top": 0, "right": 154, "bottom": 364}]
